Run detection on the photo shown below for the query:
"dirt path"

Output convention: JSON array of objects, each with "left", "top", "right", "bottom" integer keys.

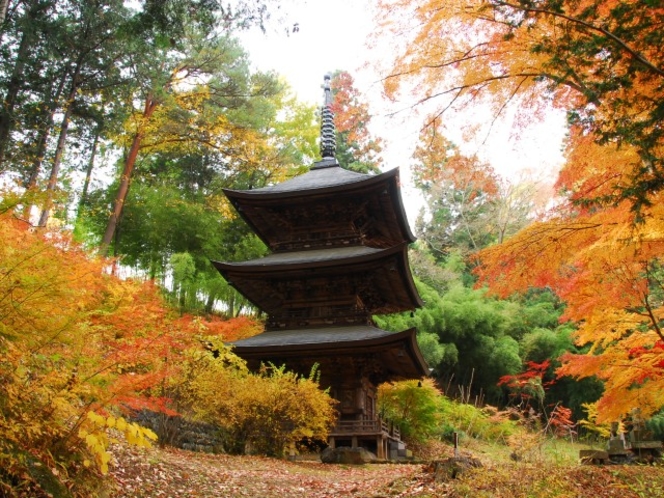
[{"left": 109, "top": 444, "right": 424, "bottom": 498}]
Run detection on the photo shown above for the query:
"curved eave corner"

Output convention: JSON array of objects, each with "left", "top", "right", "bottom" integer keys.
[
  {"left": 390, "top": 176, "right": 417, "bottom": 244},
  {"left": 398, "top": 327, "right": 430, "bottom": 378},
  {"left": 395, "top": 245, "right": 424, "bottom": 309}
]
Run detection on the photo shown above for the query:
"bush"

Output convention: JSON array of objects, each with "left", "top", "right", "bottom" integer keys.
[
  {"left": 378, "top": 378, "right": 443, "bottom": 443},
  {"left": 378, "top": 379, "right": 518, "bottom": 448},
  {"left": 0, "top": 215, "right": 162, "bottom": 496},
  {"left": 179, "top": 343, "right": 338, "bottom": 457}
]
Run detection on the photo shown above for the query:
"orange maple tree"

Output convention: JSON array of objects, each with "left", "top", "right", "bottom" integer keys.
[
  {"left": 375, "top": 0, "right": 664, "bottom": 211},
  {"left": 375, "top": 0, "right": 664, "bottom": 422},
  {"left": 476, "top": 130, "right": 664, "bottom": 421},
  {"left": 0, "top": 208, "right": 265, "bottom": 495},
  {"left": 412, "top": 119, "right": 541, "bottom": 258},
  {"left": 412, "top": 119, "right": 501, "bottom": 256},
  {"left": 330, "top": 71, "right": 383, "bottom": 173}
]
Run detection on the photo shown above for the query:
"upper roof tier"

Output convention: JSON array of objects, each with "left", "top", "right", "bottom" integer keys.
[{"left": 224, "top": 165, "right": 415, "bottom": 252}]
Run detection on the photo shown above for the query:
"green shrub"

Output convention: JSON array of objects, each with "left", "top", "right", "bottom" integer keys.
[
  {"left": 378, "top": 378, "right": 443, "bottom": 443},
  {"left": 378, "top": 379, "right": 517, "bottom": 447}
]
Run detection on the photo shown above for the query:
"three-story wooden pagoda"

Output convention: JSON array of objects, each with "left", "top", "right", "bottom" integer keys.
[{"left": 212, "top": 75, "right": 427, "bottom": 460}]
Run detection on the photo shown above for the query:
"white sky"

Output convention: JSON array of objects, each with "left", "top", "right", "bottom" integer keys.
[{"left": 239, "top": 1, "right": 567, "bottom": 227}]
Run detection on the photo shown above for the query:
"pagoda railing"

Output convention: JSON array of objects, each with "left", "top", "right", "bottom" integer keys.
[{"left": 330, "top": 417, "right": 401, "bottom": 440}]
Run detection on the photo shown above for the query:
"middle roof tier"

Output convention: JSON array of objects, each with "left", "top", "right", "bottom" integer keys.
[{"left": 212, "top": 244, "right": 422, "bottom": 330}]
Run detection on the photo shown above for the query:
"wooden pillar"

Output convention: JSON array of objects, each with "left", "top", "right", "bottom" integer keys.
[{"left": 376, "top": 436, "right": 385, "bottom": 459}]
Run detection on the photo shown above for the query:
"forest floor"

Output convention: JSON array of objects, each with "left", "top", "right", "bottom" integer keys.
[{"left": 108, "top": 440, "right": 664, "bottom": 498}]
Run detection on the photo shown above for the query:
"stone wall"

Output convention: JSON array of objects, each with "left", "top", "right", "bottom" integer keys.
[{"left": 132, "top": 410, "right": 226, "bottom": 453}]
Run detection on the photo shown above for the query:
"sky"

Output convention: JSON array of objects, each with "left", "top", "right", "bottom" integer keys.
[{"left": 239, "top": 0, "right": 567, "bottom": 226}]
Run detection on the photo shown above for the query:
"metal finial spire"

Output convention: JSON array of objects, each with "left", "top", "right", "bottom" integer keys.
[{"left": 320, "top": 73, "right": 336, "bottom": 160}]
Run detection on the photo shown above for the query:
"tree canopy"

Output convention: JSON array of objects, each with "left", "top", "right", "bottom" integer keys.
[
  {"left": 376, "top": 0, "right": 664, "bottom": 213},
  {"left": 374, "top": 0, "right": 664, "bottom": 423}
]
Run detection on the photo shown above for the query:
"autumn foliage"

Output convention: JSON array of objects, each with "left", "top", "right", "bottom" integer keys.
[
  {"left": 374, "top": 0, "right": 664, "bottom": 423},
  {"left": 412, "top": 120, "right": 502, "bottom": 255},
  {"left": 0, "top": 213, "right": 167, "bottom": 495},
  {"left": 179, "top": 351, "right": 337, "bottom": 457},
  {"left": 377, "top": 0, "right": 664, "bottom": 211},
  {"left": 330, "top": 71, "right": 383, "bottom": 173},
  {"left": 498, "top": 361, "right": 551, "bottom": 409},
  {"left": 476, "top": 133, "right": 664, "bottom": 421},
  {"left": 0, "top": 210, "right": 334, "bottom": 496}
]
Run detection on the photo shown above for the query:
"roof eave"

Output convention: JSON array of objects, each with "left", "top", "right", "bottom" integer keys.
[
  {"left": 223, "top": 167, "right": 399, "bottom": 200},
  {"left": 232, "top": 327, "right": 429, "bottom": 378}
]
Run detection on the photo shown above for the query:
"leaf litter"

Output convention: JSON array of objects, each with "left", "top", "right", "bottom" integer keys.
[{"left": 109, "top": 442, "right": 664, "bottom": 498}]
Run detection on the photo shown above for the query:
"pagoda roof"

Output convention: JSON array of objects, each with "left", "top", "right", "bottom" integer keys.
[
  {"left": 225, "top": 160, "right": 388, "bottom": 197},
  {"left": 223, "top": 165, "right": 415, "bottom": 251},
  {"left": 212, "top": 244, "right": 422, "bottom": 327},
  {"left": 215, "top": 245, "right": 382, "bottom": 269},
  {"left": 230, "top": 324, "right": 429, "bottom": 381}
]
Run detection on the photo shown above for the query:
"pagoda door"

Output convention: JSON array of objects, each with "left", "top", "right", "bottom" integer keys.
[{"left": 364, "top": 390, "right": 375, "bottom": 422}]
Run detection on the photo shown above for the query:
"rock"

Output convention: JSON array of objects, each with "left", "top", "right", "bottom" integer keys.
[
  {"left": 426, "top": 456, "right": 483, "bottom": 481},
  {"left": 321, "top": 446, "right": 377, "bottom": 464},
  {"left": 579, "top": 449, "right": 609, "bottom": 465}
]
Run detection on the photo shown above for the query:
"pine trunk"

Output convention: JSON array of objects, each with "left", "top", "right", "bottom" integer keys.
[
  {"left": 74, "top": 129, "right": 100, "bottom": 228},
  {"left": 100, "top": 97, "right": 158, "bottom": 255}
]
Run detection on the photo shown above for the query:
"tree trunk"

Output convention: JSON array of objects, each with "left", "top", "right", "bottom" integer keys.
[
  {"left": 100, "top": 96, "right": 158, "bottom": 255},
  {"left": 22, "top": 71, "right": 67, "bottom": 221},
  {"left": 0, "top": 0, "right": 9, "bottom": 24},
  {"left": 235, "top": 304, "right": 245, "bottom": 318},
  {"left": 100, "top": 131, "right": 141, "bottom": 255},
  {"left": 228, "top": 294, "right": 235, "bottom": 319},
  {"left": 37, "top": 96, "right": 74, "bottom": 226},
  {"left": 0, "top": 21, "right": 31, "bottom": 165},
  {"left": 179, "top": 285, "right": 186, "bottom": 315},
  {"left": 0, "top": 0, "right": 52, "bottom": 166},
  {"left": 74, "top": 127, "right": 100, "bottom": 228},
  {"left": 38, "top": 58, "right": 82, "bottom": 227},
  {"left": 21, "top": 118, "right": 50, "bottom": 221},
  {"left": 205, "top": 294, "right": 215, "bottom": 315}
]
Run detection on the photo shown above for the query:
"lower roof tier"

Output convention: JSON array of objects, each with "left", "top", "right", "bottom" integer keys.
[{"left": 230, "top": 325, "right": 429, "bottom": 384}]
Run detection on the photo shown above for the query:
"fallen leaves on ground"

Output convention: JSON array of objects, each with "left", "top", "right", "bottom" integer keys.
[
  {"left": 108, "top": 443, "right": 423, "bottom": 498},
  {"left": 108, "top": 443, "right": 664, "bottom": 498},
  {"left": 423, "top": 460, "right": 664, "bottom": 498}
]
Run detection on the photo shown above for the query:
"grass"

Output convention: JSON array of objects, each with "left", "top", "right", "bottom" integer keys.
[
  {"left": 410, "top": 432, "right": 664, "bottom": 498},
  {"left": 456, "top": 428, "right": 584, "bottom": 464}
]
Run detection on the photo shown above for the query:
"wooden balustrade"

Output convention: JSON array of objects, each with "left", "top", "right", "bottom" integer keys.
[{"left": 330, "top": 418, "right": 401, "bottom": 440}]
